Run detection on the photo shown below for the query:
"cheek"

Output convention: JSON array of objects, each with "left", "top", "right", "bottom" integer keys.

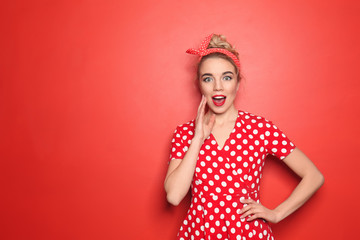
[
  {"left": 199, "top": 83, "right": 211, "bottom": 95},
  {"left": 225, "top": 82, "right": 238, "bottom": 94}
]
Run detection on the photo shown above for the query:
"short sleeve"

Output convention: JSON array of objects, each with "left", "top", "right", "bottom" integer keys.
[
  {"left": 168, "top": 126, "right": 186, "bottom": 163},
  {"left": 264, "top": 121, "right": 296, "bottom": 160}
]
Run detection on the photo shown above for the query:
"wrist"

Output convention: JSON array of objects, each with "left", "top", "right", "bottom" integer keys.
[
  {"left": 272, "top": 208, "right": 285, "bottom": 223},
  {"left": 191, "top": 135, "right": 204, "bottom": 146}
]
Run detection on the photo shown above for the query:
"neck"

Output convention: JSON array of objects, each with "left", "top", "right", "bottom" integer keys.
[{"left": 209, "top": 105, "right": 238, "bottom": 125}]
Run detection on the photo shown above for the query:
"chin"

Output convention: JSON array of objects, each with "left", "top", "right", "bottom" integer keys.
[{"left": 208, "top": 105, "right": 229, "bottom": 114}]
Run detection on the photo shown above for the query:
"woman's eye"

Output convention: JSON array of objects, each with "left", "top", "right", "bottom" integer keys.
[
  {"left": 224, "top": 76, "right": 232, "bottom": 81},
  {"left": 203, "top": 77, "right": 212, "bottom": 82}
]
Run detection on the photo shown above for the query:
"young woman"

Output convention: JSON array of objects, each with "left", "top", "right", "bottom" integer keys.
[{"left": 164, "top": 33, "right": 324, "bottom": 240}]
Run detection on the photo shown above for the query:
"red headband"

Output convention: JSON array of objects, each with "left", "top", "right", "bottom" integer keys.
[{"left": 186, "top": 33, "right": 241, "bottom": 70}]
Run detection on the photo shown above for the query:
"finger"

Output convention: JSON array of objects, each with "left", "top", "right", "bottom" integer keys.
[
  {"left": 247, "top": 213, "right": 262, "bottom": 222},
  {"left": 240, "top": 208, "right": 258, "bottom": 219},
  {"left": 198, "top": 96, "right": 206, "bottom": 116},
  {"left": 196, "top": 96, "right": 206, "bottom": 123},
  {"left": 198, "top": 97, "right": 208, "bottom": 122},
  {"left": 197, "top": 95, "right": 205, "bottom": 116},
  {"left": 241, "top": 206, "right": 264, "bottom": 219},
  {"left": 238, "top": 204, "right": 253, "bottom": 215},
  {"left": 240, "top": 198, "right": 256, "bottom": 204}
]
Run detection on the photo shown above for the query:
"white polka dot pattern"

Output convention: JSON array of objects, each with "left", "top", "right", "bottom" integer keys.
[{"left": 169, "top": 110, "right": 296, "bottom": 239}]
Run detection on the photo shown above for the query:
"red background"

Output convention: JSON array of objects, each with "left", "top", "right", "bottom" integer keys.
[{"left": 1, "top": 0, "right": 359, "bottom": 239}]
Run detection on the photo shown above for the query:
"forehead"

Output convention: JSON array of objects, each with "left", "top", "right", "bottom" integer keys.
[{"left": 199, "top": 57, "right": 236, "bottom": 75}]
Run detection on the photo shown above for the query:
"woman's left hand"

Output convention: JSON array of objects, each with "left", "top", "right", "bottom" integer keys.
[{"left": 239, "top": 198, "right": 280, "bottom": 223}]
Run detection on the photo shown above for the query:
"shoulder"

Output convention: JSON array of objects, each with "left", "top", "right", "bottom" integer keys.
[
  {"left": 238, "top": 110, "right": 272, "bottom": 126},
  {"left": 171, "top": 119, "right": 195, "bottom": 147},
  {"left": 237, "top": 110, "right": 282, "bottom": 135},
  {"left": 172, "top": 119, "right": 196, "bottom": 136}
]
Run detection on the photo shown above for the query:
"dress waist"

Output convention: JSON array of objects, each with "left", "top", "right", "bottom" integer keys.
[{"left": 193, "top": 185, "right": 259, "bottom": 203}]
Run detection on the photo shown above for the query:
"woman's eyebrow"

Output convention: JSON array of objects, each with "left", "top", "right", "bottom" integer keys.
[
  {"left": 201, "top": 73, "right": 213, "bottom": 78},
  {"left": 223, "top": 71, "right": 234, "bottom": 75}
]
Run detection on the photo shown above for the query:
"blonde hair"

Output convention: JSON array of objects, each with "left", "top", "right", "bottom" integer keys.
[{"left": 197, "top": 34, "right": 241, "bottom": 81}]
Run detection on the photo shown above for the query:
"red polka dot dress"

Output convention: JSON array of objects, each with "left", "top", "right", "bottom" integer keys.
[{"left": 169, "top": 110, "right": 296, "bottom": 240}]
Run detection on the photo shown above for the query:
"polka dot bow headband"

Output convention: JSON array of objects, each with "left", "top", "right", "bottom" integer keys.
[{"left": 186, "top": 33, "right": 241, "bottom": 70}]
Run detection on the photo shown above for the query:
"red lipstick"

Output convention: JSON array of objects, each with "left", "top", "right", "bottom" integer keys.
[{"left": 212, "top": 95, "right": 226, "bottom": 106}]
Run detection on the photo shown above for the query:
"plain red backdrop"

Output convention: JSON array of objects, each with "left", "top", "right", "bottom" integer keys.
[{"left": 1, "top": 0, "right": 359, "bottom": 239}]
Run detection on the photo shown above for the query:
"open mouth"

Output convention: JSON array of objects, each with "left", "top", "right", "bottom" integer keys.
[{"left": 212, "top": 95, "right": 226, "bottom": 106}]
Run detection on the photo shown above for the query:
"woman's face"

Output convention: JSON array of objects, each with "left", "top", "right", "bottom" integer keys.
[{"left": 198, "top": 57, "right": 239, "bottom": 115}]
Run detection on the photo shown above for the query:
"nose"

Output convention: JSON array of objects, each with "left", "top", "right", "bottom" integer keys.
[{"left": 213, "top": 79, "right": 223, "bottom": 91}]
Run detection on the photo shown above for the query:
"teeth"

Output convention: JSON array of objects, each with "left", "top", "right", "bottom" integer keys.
[{"left": 213, "top": 96, "right": 225, "bottom": 99}]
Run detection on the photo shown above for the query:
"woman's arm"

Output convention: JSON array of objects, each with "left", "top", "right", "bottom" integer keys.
[
  {"left": 239, "top": 147, "right": 324, "bottom": 223},
  {"left": 164, "top": 96, "right": 215, "bottom": 206},
  {"left": 164, "top": 137, "right": 203, "bottom": 206}
]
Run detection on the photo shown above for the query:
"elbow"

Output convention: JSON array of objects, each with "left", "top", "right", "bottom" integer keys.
[
  {"left": 303, "top": 169, "right": 324, "bottom": 191},
  {"left": 164, "top": 180, "right": 184, "bottom": 206},
  {"left": 313, "top": 170, "right": 325, "bottom": 189},
  {"left": 166, "top": 188, "right": 184, "bottom": 206},
  {"left": 166, "top": 192, "right": 182, "bottom": 206},
  {"left": 318, "top": 172, "right": 325, "bottom": 188},
  {"left": 164, "top": 178, "right": 188, "bottom": 206}
]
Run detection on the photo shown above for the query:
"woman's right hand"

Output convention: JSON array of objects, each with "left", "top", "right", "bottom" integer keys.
[
  {"left": 194, "top": 95, "right": 216, "bottom": 143},
  {"left": 165, "top": 95, "right": 215, "bottom": 206}
]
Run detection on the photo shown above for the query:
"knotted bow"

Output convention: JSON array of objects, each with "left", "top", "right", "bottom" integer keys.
[{"left": 186, "top": 33, "right": 241, "bottom": 70}]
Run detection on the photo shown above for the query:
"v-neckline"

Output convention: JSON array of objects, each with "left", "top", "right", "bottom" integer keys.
[{"left": 210, "top": 110, "right": 240, "bottom": 151}]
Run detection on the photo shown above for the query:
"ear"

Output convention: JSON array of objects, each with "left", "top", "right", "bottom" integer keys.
[{"left": 236, "top": 80, "right": 240, "bottom": 92}]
